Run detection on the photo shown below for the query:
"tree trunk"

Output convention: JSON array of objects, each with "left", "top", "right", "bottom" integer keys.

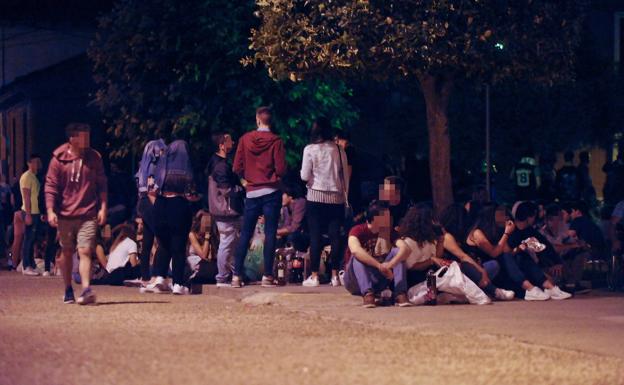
[{"left": 418, "top": 73, "right": 454, "bottom": 214}]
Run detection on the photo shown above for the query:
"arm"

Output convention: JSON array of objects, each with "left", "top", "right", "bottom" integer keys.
[
  {"left": 472, "top": 227, "right": 512, "bottom": 258},
  {"left": 44, "top": 158, "right": 61, "bottom": 227},
  {"left": 300, "top": 146, "right": 313, "bottom": 183},
  {"left": 189, "top": 232, "right": 211, "bottom": 260},
  {"left": 128, "top": 252, "right": 139, "bottom": 267},
  {"left": 284, "top": 199, "right": 306, "bottom": 236},
  {"left": 95, "top": 154, "right": 108, "bottom": 225},
  {"left": 95, "top": 244, "right": 107, "bottom": 268},
  {"left": 348, "top": 235, "right": 384, "bottom": 269},
  {"left": 274, "top": 139, "right": 287, "bottom": 178},
  {"left": 385, "top": 238, "right": 412, "bottom": 269}
]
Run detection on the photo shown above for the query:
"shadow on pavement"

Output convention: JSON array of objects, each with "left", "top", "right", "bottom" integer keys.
[{"left": 95, "top": 301, "right": 170, "bottom": 306}]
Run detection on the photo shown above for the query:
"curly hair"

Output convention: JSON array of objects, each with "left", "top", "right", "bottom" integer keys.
[{"left": 399, "top": 204, "right": 440, "bottom": 248}]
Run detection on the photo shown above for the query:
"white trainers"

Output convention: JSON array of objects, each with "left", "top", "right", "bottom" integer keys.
[
  {"left": 261, "top": 276, "right": 276, "bottom": 288},
  {"left": 141, "top": 276, "right": 171, "bottom": 294},
  {"left": 524, "top": 286, "right": 550, "bottom": 301},
  {"left": 545, "top": 286, "right": 572, "bottom": 300},
  {"left": 330, "top": 276, "right": 341, "bottom": 287},
  {"left": 23, "top": 267, "right": 40, "bottom": 276},
  {"left": 172, "top": 284, "right": 189, "bottom": 295},
  {"left": 42, "top": 271, "right": 51, "bottom": 277},
  {"left": 302, "top": 276, "right": 320, "bottom": 287},
  {"left": 216, "top": 282, "right": 232, "bottom": 288},
  {"left": 494, "top": 288, "right": 515, "bottom": 301}
]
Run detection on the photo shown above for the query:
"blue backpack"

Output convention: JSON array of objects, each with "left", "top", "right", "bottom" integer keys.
[{"left": 136, "top": 139, "right": 167, "bottom": 193}]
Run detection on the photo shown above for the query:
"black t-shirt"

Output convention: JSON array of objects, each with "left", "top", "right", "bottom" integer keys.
[
  {"left": 508, "top": 226, "right": 562, "bottom": 267},
  {"left": 570, "top": 216, "right": 606, "bottom": 252},
  {"left": 556, "top": 165, "right": 582, "bottom": 201}
]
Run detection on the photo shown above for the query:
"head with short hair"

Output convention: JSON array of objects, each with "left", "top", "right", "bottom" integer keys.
[
  {"left": 379, "top": 176, "right": 404, "bottom": 206},
  {"left": 27, "top": 153, "right": 42, "bottom": 173},
  {"left": 570, "top": 200, "right": 589, "bottom": 218},
  {"left": 309, "top": 117, "right": 333, "bottom": 143},
  {"left": 212, "top": 132, "right": 234, "bottom": 154},
  {"left": 564, "top": 150, "right": 574, "bottom": 163},
  {"left": 65, "top": 122, "right": 91, "bottom": 151},
  {"left": 334, "top": 131, "right": 351, "bottom": 149},
  {"left": 255, "top": 106, "right": 273, "bottom": 128},
  {"left": 513, "top": 201, "right": 538, "bottom": 223},
  {"left": 364, "top": 200, "right": 391, "bottom": 234},
  {"left": 545, "top": 204, "right": 563, "bottom": 233}
]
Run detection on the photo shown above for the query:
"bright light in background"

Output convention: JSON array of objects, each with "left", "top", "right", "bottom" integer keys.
[{"left": 494, "top": 42, "right": 505, "bottom": 50}]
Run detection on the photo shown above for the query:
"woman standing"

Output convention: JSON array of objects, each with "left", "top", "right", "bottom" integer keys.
[{"left": 300, "top": 118, "right": 350, "bottom": 287}]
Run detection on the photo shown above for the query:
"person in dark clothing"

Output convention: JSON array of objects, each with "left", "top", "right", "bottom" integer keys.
[
  {"left": 207, "top": 132, "right": 243, "bottom": 286},
  {"left": 568, "top": 201, "right": 607, "bottom": 259},
  {"left": 577, "top": 151, "right": 596, "bottom": 205},
  {"left": 603, "top": 150, "right": 624, "bottom": 205},
  {"left": 511, "top": 154, "right": 538, "bottom": 201},
  {"left": 556, "top": 151, "right": 582, "bottom": 202},
  {"left": 277, "top": 182, "right": 308, "bottom": 252}
]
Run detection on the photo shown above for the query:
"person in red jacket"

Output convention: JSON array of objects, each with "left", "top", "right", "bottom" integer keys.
[
  {"left": 45, "top": 123, "right": 108, "bottom": 305},
  {"left": 231, "top": 106, "right": 287, "bottom": 287}
]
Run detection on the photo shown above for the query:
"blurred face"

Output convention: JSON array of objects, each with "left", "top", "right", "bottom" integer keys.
[
  {"left": 546, "top": 214, "right": 562, "bottom": 233},
  {"left": 221, "top": 134, "right": 234, "bottom": 154},
  {"left": 282, "top": 193, "right": 292, "bottom": 207},
  {"left": 69, "top": 131, "right": 90, "bottom": 151},
  {"left": 28, "top": 158, "right": 42, "bottom": 173},
  {"left": 335, "top": 137, "right": 348, "bottom": 149},
  {"left": 571, "top": 209, "right": 582, "bottom": 219},
  {"left": 200, "top": 214, "right": 212, "bottom": 232},
  {"left": 379, "top": 181, "right": 401, "bottom": 206},
  {"left": 494, "top": 209, "right": 508, "bottom": 227},
  {"left": 561, "top": 210, "right": 571, "bottom": 223},
  {"left": 369, "top": 209, "right": 391, "bottom": 234}
]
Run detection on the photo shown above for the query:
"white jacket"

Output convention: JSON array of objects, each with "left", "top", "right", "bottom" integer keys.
[{"left": 300, "top": 141, "right": 350, "bottom": 195}]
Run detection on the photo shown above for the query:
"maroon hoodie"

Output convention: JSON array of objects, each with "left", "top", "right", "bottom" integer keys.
[
  {"left": 45, "top": 143, "right": 108, "bottom": 219},
  {"left": 233, "top": 130, "right": 287, "bottom": 192}
]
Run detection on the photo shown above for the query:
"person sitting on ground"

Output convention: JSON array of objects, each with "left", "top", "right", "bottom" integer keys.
[
  {"left": 540, "top": 204, "right": 590, "bottom": 294},
  {"left": 187, "top": 212, "right": 218, "bottom": 285},
  {"left": 567, "top": 201, "right": 607, "bottom": 261},
  {"left": 343, "top": 201, "right": 409, "bottom": 308},
  {"left": 277, "top": 183, "right": 308, "bottom": 253},
  {"left": 92, "top": 224, "right": 139, "bottom": 286},
  {"left": 439, "top": 203, "right": 515, "bottom": 301},
  {"left": 505, "top": 202, "right": 572, "bottom": 300}
]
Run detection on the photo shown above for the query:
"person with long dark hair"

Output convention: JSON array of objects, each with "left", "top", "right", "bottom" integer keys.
[{"left": 300, "top": 117, "right": 350, "bottom": 287}]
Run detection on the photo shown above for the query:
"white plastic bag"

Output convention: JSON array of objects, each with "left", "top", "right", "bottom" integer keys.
[
  {"left": 407, "top": 262, "right": 491, "bottom": 305},
  {"left": 436, "top": 262, "right": 491, "bottom": 305}
]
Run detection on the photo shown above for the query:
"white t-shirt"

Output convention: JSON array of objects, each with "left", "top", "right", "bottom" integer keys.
[
  {"left": 106, "top": 238, "right": 138, "bottom": 273},
  {"left": 403, "top": 237, "right": 437, "bottom": 270}
]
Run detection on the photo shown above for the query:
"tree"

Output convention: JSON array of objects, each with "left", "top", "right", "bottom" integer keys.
[
  {"left": 88, "top": 0, "right": 357, "bottom": 170},
  {"left": 245, "top": 0, "right": 586, "bottom": 211}
]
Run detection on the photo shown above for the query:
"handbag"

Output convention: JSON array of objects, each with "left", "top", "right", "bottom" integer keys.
[{"left": 336, "top": 144, "right": 352, "bottom": 219}]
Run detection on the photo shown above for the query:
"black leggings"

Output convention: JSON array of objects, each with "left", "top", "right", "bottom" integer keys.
[
  {"left": 92, "top": 264, "right": 140, "bottom": 286},
  {"left": 307, "top": 201, "right": 344, "bottom": 273},
  {"left": 154, "top": 196, "right": 192, "bottom": 285},
  {"left": 137, "top": 196, "right": 156, "bottom": 281}
]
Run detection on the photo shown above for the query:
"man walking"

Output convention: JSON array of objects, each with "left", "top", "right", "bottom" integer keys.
[
  {"left": 231, "top": 107, "right": 287, "bottom": 287},
  {"left": 20, "top": 154, "right": 42, "bottom": 276},
  {"left": 45, "top": 123, "right": 107, "bottom": 304}
]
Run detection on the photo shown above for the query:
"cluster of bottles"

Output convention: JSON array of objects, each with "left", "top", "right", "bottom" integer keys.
[{"left": 274, "top": 246, "right": 306, "bottom": 286}]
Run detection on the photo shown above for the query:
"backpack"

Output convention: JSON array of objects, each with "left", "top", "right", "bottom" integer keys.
[
  {"left": 136, "top": 139, "right": 167, "bottom": 193},
  {"left": 154, "top": 140, "right": 194, "bottom": 193}
]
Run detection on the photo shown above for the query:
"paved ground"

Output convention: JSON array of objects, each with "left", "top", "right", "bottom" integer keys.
[{"left": 1, "top": 271, "right": 623, "bottom": 385}]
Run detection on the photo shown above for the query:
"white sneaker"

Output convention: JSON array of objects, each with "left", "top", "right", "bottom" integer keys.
[
  {"left": 23, "top": 267, "right": 40, "bottom": 276},
  {"left": 216, "top": 282, "right": 232, "bottom": 288},
  {"left": 42, "top": 271, "right": 51, "bottom": 277},
  {"left": 524, "top": 286, "right": 550, "bottom": 301},
  {"left": 141, "top": 276, "right": 171, "bottom": 294},
  {"left": 545, "top": 286, "right": 572, "bottom": 300},
  {"left": 261, "top": 275, "right": 276, "bottom": 287},
  {"left": 172, "top": 284, "right": 189, "bottom": 295},
  {"left": 330, "top": 276, "right": 341, "bottom": 287},
  {"left": 302, "top": 276, "right": 320, "bottom": 287},
  {"left": 494, "top": 288, "right": 515, "bottom": 301}
]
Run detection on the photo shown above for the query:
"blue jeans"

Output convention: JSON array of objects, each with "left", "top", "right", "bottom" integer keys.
[
  {"left": 461, "top": 260, "right": 500, "bottom": 297},
  {"left": 500, "top": 253, "right": 546, "bottom": 288},
  {"left": 21, "top": 212, "right": 40, "bottom": 270},
  {"left": 233, "top": 191, "right": 281, "bottom": 278},
  {"left": 343, "top": 248, "right": 407, "bottom": 296}
]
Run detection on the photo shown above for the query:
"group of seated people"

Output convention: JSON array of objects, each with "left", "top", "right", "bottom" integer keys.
[{"left": 72, "top": 174, "right": 609, "bottom": 310}]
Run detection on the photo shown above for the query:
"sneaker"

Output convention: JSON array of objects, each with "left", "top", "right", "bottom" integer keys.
[
  {"left": 42, "top": 271, "right": 51, "bottom": 277},
  {"left": 494, "top": 288, "right": 515, "bottom": 301},
  {"left": 76, "top": 287, "right": 96, "bottom": 305},
  {"left": 395, "top": 293, "right": 412, "bottom": 307},
  {"left": 231, "top": 276, "right": 243, "bottom": 288},
  {"left": 362, "top": 291, "right": 376, "bottom": 308},
  {"left": 545, "top": 286, "right": 572, "bottom": 300},
  {"left": 330, "top": 276, "right": 341, "bottom": 287},
  {"left": 23, "top": 267, "right": 40, "bottom": 276},
  {"left": 302, "top": 276, "right": 320, "bottom": 287},
  {"left": 172, "top": 284, "right": 189, "bottom": 295},
  {"left": 524, "top": 286, "right": 550, "bottom": 301},
  {"left": 63, "top": 287, "right": 75, "bottom": 304},
  {"left": 261, "top": 275, "right": 276, "bottom": 288},
  {"left": 141, "top": 276, "right": 171, "bottom": 294},
  {"left": 216, "top": 282, "right": 232, "bottom": 288}
]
